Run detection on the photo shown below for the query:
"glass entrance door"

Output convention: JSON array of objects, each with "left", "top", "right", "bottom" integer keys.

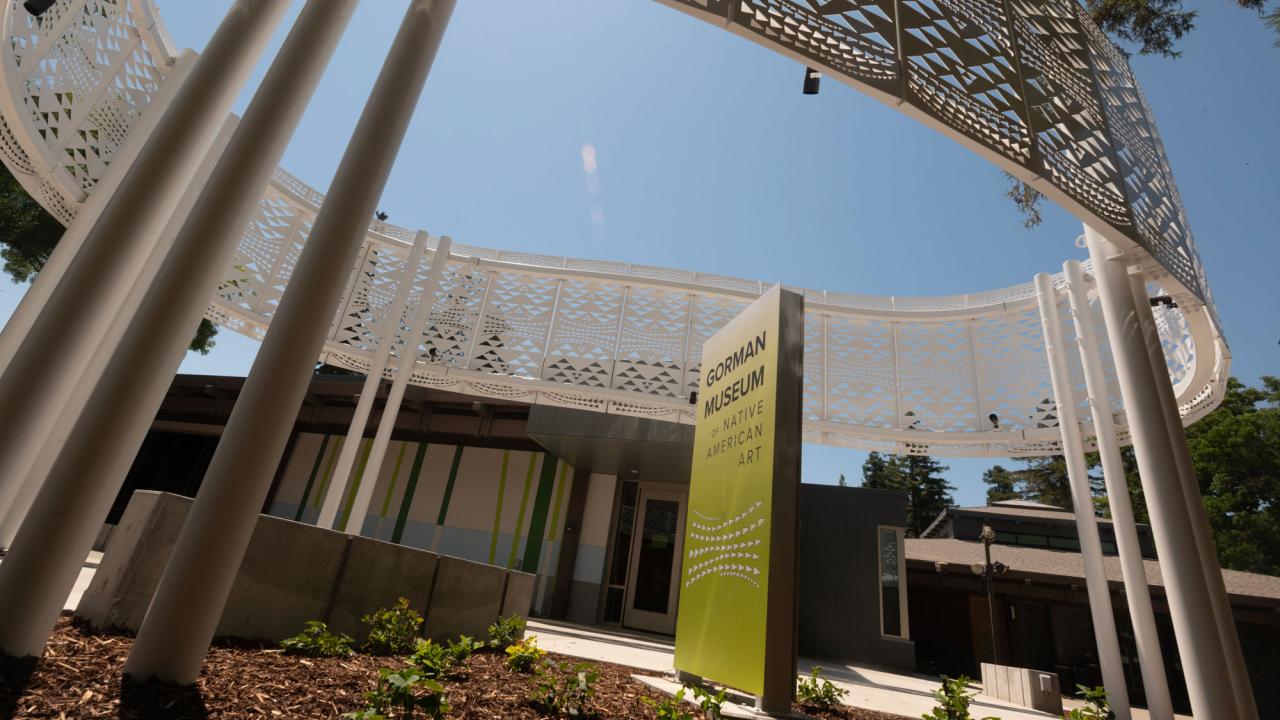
[{"left": 622, "top": 487, "right": 685, "bottom": 634}]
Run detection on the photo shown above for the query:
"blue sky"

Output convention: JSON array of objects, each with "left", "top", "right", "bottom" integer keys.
[{"left": 2, "top": 0, "right": 1276, "bottom": 505}]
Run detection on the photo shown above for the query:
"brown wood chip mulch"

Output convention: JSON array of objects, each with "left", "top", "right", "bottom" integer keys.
[{"left": 0, "top": 618, "right": 912, "bottom": 719}]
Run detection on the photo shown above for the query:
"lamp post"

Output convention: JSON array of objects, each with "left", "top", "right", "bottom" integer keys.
[{"left": 977, "top": 524, "right": 1002, "bottom": 665}]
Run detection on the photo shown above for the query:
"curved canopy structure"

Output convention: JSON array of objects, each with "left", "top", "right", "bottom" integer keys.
[{"left": 0, "top": 0, "right": 1228, "bottom": 457}]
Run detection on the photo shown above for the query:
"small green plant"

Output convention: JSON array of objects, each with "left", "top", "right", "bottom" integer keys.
[
  {"left": 279, "top": 620, "right": 355, "bottom": 658},
  {"left": 921, "top": 675, "right": 998, "bottom": 720},
  {"left": 445, "top": 635, "right": 482, "bottom": 665},
  {"left": 487, "top": 613, "right": 526, "bottom": 650},
  {"left": 531, "top": 658, "right": 600, "bottom": 717},
  {"left": 504, "top": 635, "right": 546, "bottom": 673},
  {"left": 1066, "top": 685, "right": 1115, "bottom": 720},
  {"left": 690, "top": 685, "right": 727, "bottom": 720},
  {"left": 409, "top": 639, "right": 453, "bottom": 679},
  {"left": 362, "top": 597, "right": 424, "bottom": 655},
  {"left": 343, "top": 667, "right": 449, "bottom": 720},
  {"left": 641, "top": 688, "right": 693, "bottom": 720},
  {"left": 796, "top": 667, "right": 847, "bottom": 710}
]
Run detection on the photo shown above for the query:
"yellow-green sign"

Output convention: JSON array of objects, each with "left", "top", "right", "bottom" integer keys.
[{"left": 674, "top": 284, "right": 802, "bottom": 708}]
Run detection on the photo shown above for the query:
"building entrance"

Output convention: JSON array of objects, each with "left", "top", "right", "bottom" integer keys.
[{"left": 621, "top": 487, "right": 686, "bottom": 634}]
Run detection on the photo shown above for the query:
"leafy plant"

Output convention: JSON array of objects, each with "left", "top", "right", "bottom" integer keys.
[
  {"left": 343, "top": 667, "right": 449, "bottom": 720},
  {"left": 641, "top": 688, "right": 693, "bottom": 720},
  {"left": 362, "top": 597, "right": 424, "bottom": 655},
  {"left": 279, "top": 620, "right": 355, "bottom": 658},
  {"left": 487, "top": 614, "right": 526, "bottom": 650},
  {"left": 409, "top": 639, "right": 453, "bottom": 679},
  {"left": 504, "top": 635, "right": 546, "bottom": 673},
  {"left": 796, "top": 667, "right": 847, "bottom": 710},
  {"left": 445, "top": 635, "right": 482, "bottom": 665},
  {"left": 1067, "top": 685, "right": 1116, "bottom": 720},
  {"left": 921, "top": 675, "right": 998, "bottom": 720},
  {"left": 531, "top": 658, "right": 600, "bottom": 717},
  {"left": 690, "top": 685, "right": 727, "bottom": 720}
]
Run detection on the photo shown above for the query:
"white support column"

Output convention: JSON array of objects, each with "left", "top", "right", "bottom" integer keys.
[
  {"left": 0, "top": 50, "right": 207, "bottom": 523},
  {"left": 123, "top": 0, "right": 456, "bottom": 684},
  {"left": 1064, "top": 261, "right": 1173, "bottom": 720},
  {"left": 1128, "top": 274, "right": 1258, "bottom": 719},
  {"left": 317, "top": 230, "right": 432, "bottom": 530},
  {"left": 1085, "top": 226, "right": 1238, "bottom": 719},
  {"left": 341, "top": 237, "right": 453, "bottom": 533},
  {"left": 0, "top": 0, "right": 310, "bottom": 660},
  {"left": 0, "top": 115, "right": 238, "bottom": 549},
  {"left": 1034, "top": 273, "right": 1131, "bottom": 720}
]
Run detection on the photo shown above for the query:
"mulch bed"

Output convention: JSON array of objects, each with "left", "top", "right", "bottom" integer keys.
[{"left": 0, "top": 618, "right": 912, "bottom": 719}]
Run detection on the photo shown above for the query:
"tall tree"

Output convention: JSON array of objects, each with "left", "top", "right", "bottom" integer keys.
[
  {"left": 982, "top": 464, "right": 1022, "bottom": 503},
  {"left": 1184, "top": 376, "right": 1280, "bottom": 575},
  {"left": 862, "top": 451, "right": 956, "bottom": 537},
  {"left": 0, "top": 165, "right": 217, "bottom": 353}
]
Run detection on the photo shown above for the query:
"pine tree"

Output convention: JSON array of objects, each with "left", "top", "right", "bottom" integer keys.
[
  {"left": 862, "top": 451, "right": 955, "bottom": 537},
  {"left": 982, "top": 465, "right": 1021, "bottom": 504}
]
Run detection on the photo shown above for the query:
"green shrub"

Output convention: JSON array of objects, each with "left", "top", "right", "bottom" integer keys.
[
  {"left": 532, "top": 658, "right": 600, "bottom": 717},
  {"left": 504, "top": 635, "right": 546, "bottom": 673},
  {"left": 796, "top": 667, "right": 847, "bottom": 710},
  {"left": 410, "top": 639, "right": 453, "bottom": 679},
  {"left": 445, "top": 635, "right": 482, "bottom": 665},
  {"left": 279, "top": 620, "right": 355, "bottom": 658},
  {"left": 487, "top": 614, "right": 526, "bottom": 650},
  {"left": 690, "top": 685, "right": 727, "bottom": 720},
  {"left": 921, "top": 675, "right": 999, "bottom": 720},
  {"left": 641, "top": 688, "right": 693, "bottom": 720},
  {"left": 1066, "top": 685, "right": 1115, "bottom": 720},
  {"left": 362, "top": 597, "right": 424, "bottom": 655},
  {"left": 342, "top": 667, "right": 449, "bottom": 720}
]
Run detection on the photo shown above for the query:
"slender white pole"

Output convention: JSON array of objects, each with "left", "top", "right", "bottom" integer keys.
[
  {"left": 124, "top": 0, "right": 456, "bottom": 684},
  {"left": 317, "top": 230, "right": 432, "bottom": 529},
  {"left": 341, "top": 236, "right": 452, "bottom": 533},
  {"left": 1085, "top": 226, "right": 1238, "bottom": 718},
  {"left": 1127, "top": 274, "right": 1258, "bottom": 719},
  {"left": 1063, "top": 260, "right": 1173, "bottom": 720},
  {"left": 0, "top": 50, "right": 195, "bottom": 374},
  {"left": 1034, "top": 273, "right": 1131, "bottom": 720},
  {"left": 0, "top": 0, "right": 297, "bottom": 660},
  {"left": 0, "top": 116, "right": 238, "bottom": 549}
]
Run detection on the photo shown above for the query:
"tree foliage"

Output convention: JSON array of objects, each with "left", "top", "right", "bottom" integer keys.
[
  {"left": 1184, "top": 375, "right": 1280, "bottom": 575},
  {"left": 0, "top": 165, "right": 217, "bottom": 353},
  {"left": 862, "top": 451, "right": 956, "bottom": 536},
  {"left": 979, "top": 455, "right": 1106, "bottom": 512}
]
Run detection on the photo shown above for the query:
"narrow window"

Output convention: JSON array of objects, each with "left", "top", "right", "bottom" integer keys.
[{"left": 878, "top": 526, "right": 907, "bottom": 638}]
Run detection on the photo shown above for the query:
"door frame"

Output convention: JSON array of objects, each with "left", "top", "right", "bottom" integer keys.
[{"left": 621, "top": 485, "right": 686, "bottom": 634}]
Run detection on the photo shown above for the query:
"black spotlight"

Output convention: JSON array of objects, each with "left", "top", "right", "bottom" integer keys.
[
  {"left": 988, "top": 412, "right": 1000, "bottom": 429},
  {"left": 24, "top": 0, "right": 57, "bottom": 17},
  {"left": 802, "top": 66, "right": 821, "bottom": 95}
]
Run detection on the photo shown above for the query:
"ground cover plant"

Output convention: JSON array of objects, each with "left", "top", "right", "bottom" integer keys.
[
  {"left": 0, "top": 617, "right": 916, "bottom": 719},
  {"left": 1066, "top": 685, "right": 1115, "bottom": 720},
  {"left": 921, "top": 675, "right": 998, "bottom": 720},
  {"left": 797, "top": 666, "right": 849, "bottom": 710},
  {"left": 363, "top": 597, "right": 425, "bottom": 655},
  {"left": 488, "top": 613, "right": 526, "bottom": 649},
  {"left": 280, "top": 619, "right": 356, "bottom": 658}
]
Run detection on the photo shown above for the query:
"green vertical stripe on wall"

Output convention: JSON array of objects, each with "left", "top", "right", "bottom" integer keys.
[
  {"left": 507, "top": 454, "right": 539, "bottom": 568},
  {"left": 546, "top": 461, "right": 569, "bottom": 542},
  {"left": 379, "top": 441, "right": 410, "bottom": 518},
  {"left": 391, "top": 442, "right": 429, "bottom": 544},
  {"left": 294, "top": 434, "right": 331, "bottom": 521},
  {"left": 435, "top": 445, "right": 465, "bottom": 526},
  {"left": 488, "top": 450, "right": 511, "bottom": 565},
  {"left": 312, "top": 435, "right": 345, "bottom": 509},
  {"left": 520, "top": 454, "right": 561, "bottom": 572},
  {"left": 337, "top": 438, "right": 374, "bottom": 531}
]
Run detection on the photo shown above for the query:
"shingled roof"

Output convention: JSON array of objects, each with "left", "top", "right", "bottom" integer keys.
[{"left": 906, "top": 538, "right": 1280, "bottom": 603}]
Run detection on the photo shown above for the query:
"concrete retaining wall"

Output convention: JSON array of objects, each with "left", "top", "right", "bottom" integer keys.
[
  {"left": 78, "top": 491, "right": 535, "bottom": 644},
  {"left": 979, "top": 662, "right": 1063, "bottom": 715}
]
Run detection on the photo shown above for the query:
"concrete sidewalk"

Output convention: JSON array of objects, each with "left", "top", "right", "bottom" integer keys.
[{"left": 528, "top": 618, "right": 1188, "bottom": 720}]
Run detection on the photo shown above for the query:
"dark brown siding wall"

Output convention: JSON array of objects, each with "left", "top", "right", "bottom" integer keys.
[{"left": 797, "top": 485, "right": 914, "bottom": 669}]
